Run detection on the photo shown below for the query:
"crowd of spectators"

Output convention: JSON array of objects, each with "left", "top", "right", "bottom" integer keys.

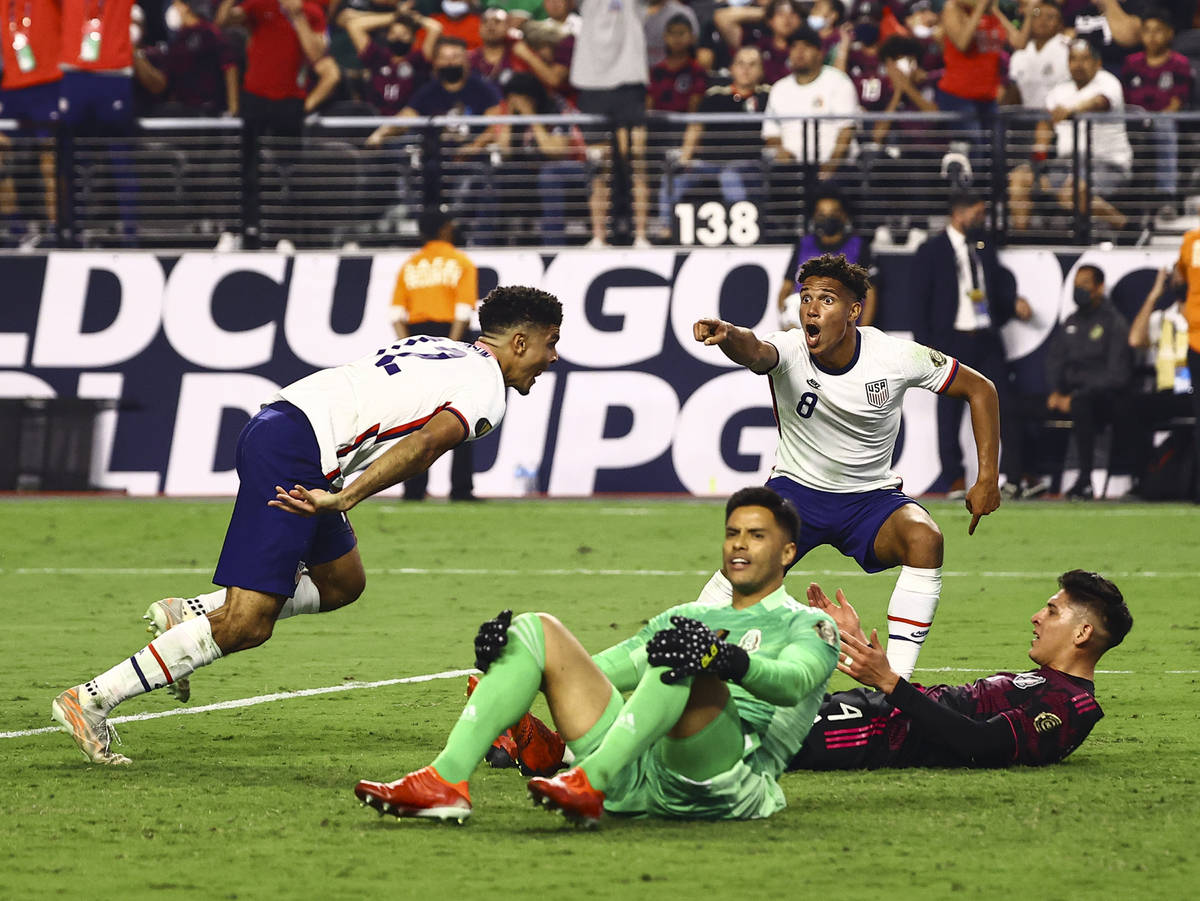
[{"left": 2, "top": 0, "right": 1200, "bottom": 246}]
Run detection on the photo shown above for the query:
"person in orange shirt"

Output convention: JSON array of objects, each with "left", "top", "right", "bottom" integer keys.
[
  {"left": 1173, "top": 227, "right": 1200, "bottom": 500},
  {"left": 391, "top": 208, "right": 481, "bottom": 501}
]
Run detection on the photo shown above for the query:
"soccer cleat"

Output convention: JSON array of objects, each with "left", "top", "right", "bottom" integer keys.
[
  {"left": 527, "top": 767, "right": 605, "bottom": 827},
  {"left": 51, "top": 687, "right": 131, "bottom": 765},
  {"left": 143, "top": 598, "right": 202, "bottom": 702},
  {"left": 354, "top": 766, "right": 472, "bottom": 823},
  {"left": 512, "top": 711, "right": 566, "bottom": 777}
]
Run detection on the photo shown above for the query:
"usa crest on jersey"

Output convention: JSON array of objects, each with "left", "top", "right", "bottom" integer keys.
[{"left": 865, "top": 379, "right": 889, "bottom": 408}]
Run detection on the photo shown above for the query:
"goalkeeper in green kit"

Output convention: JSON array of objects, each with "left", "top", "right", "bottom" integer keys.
[{"left": 353, "top": 486, "right": 840, "bottom": 826}]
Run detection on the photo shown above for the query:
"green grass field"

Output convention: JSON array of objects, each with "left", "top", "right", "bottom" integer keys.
[{"left": 1, "top": 497, "right": 1197, "bottom": 900}]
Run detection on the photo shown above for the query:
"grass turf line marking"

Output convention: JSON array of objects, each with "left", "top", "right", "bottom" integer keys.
[
  {"left": 1, "top": 668, "right": 475, "bottom": 739},
  {"left": 6, "top": 666, "right": 1198, "bottom": 741}
]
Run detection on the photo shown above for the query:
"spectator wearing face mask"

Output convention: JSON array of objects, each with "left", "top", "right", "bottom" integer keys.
[
  {"left": 135, "top": 0, "right": 238, "bottom": 116},
  {"left": 778, "top": 183, "right": 878, "bottom": 327},
  {"left": 341, "top": 6, "right": 441, "bottom": 115}
]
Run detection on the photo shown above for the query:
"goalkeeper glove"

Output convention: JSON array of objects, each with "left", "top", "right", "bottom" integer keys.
[
  {"left": 474, "top": 609, "right": 513, "bottom": 672},
  {"left": 645, "top": 615, "right": 750, "bottom": 685}
]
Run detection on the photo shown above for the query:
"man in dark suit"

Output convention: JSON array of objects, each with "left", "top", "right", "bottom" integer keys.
[{"left": 912, "top": 191, "right": 1032, "bottom": 494}]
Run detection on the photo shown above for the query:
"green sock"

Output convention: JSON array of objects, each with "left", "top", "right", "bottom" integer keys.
[
  {"left": 431, "top": 613, "right": 546, "bottom": 784},
  {"left": 576, "top": 666, "right": 690, "bottom": 793}
]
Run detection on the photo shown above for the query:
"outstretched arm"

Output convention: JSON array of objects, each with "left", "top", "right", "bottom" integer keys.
[
  {"left": 693, "top": 318, "right": 780, "bottom": 373},
  {"left": 837, "top": 630, "right": 1017, "bottom": 764},
  {"left": 941, "top": 362, "right": 1001, "bottom": 534},
  {"left": 268, "top": 408, "right": 467, "bottom": 515}
]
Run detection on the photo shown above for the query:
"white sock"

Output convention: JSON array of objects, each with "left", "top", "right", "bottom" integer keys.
[
  {"left": 696, "top": 570, "right": 733, "bottom": 605},
  {"left": 885, "top": 565, "right": 941, "bottom": 681},
  {"left": 278, "top": 574, "right": 321, "bottom": 619},
  {"left": 86, "top": 616, "right": 223, "bottom": 713},
  {"left": 188, "top": 589, "right": 226, "bottom": 616}
]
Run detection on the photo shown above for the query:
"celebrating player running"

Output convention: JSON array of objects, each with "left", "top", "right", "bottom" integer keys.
[{"left": 693, "top": 253, "right": 1002, "bottom": 679}]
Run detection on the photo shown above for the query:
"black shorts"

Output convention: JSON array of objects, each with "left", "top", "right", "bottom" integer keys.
[
  {"left": 577, "top": 83, "right": 647, "bottom": 127},
  {"left": 788, "top": 687, "right": 898, "bottom": 771}
]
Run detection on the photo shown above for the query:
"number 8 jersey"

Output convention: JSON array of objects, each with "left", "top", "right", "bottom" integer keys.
[
  {"left": 272, "top": 336, "right": 507, "bottom": 489},
  {"left": 763, "top": 327, "right": 959, "bottom": 493}
]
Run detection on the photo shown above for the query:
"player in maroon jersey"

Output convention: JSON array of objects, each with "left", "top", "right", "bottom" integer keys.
[{"left": 789, "top": 570, "right": 1131, "bottom": 769}]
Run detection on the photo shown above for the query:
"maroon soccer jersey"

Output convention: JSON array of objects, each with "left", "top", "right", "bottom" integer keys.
[
  {"left": 468, "top": 45, "right": 517, "bottom": 87},
  {"left": 846, "top": 49, "right": 893, "bottom": 112},
  {"left": 751, "top": 34, "right": 793, "bottom": 86},
  {"left": 792, "top": 666, "right": 1103, "bottom": 769},
  {"left": 648, "top": 58, "right": 706, "bottom": 112},
  {"left": 1121, "top": 51, "right": 1193, "bottom": 112},
  {"left": 359, "top": 42, "right": 430, "bottom": 115},
  {"left": 157, "top": 23, "right": 237, "bottom": 112}
]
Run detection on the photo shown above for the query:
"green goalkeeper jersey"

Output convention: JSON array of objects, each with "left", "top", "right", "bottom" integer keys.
[{"left": 592, "top": 585, "right": 840, "bottom": 778}]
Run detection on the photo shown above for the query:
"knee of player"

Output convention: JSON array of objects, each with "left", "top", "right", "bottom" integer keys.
[{"left": 905, "top": 520, "right": 944, "bottom": 566}]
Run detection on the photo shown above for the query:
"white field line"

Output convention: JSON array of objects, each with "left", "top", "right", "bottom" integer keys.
[
  {"left": 3, "top": 567, "right": 1198, "bottom": 579},
  {"left": 5, "top": 665, "right": 1198, "bottom": 741}
]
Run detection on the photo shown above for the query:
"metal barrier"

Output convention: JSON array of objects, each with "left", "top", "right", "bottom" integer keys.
[{"left": 3, "top": 109, "right": 1199, "bottom": 249}]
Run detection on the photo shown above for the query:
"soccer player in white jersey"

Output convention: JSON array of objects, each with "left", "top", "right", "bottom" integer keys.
[
  {"left": 693, "top": 253, "right": 1001, "bottom": 679},
  {"left": 50, "top": 286, "right": 562, "bottom": 765}
]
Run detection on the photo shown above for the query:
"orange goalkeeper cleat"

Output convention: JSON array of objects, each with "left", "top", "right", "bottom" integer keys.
[
  {"left": 354, "top": 766, "right": 472, "bottom": 824},
  {"left": 512, "top": 710, "right": 566, "bottom": 777},
  {"left": 527, "top": 767, "right": 605, "bottom": 827}
]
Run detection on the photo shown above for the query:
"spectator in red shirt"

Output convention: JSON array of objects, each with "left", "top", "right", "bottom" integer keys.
[
  {"left": 1120, "top": 8, "right": 1192, "bottom": 210},
  {"left": 432, "top": 0, "right": 483, "bottom": 51},
  {"left": 937, "top": 0, "right": 1022, "bottom": 182},
  {"left": 0, "top": 0, "right": 62, "bottom": 245},
  {"left": 57, "top": 0, "right": 136, "bottom": 134},
  {"left": 134, "top": 0, "right": 239, "bottom": 116},
  {"left": 342, "top": 6, "right": 441, "bottom": 114},
  {"left": 216, "top": 0, "right": 333, "bottom": 135}
]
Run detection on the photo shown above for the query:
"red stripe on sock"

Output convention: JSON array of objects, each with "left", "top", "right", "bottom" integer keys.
[
  {"left": 146, "top": 642, "right": 175, "bottom": 685},
  {"left": 887, "top": 615, "right": 933, "bottom": 628}
]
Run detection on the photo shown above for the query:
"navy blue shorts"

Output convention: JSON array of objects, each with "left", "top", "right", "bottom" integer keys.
[
  {"left": 213, "top": 401, "right": 357, "bottom": 597},
  {"left": 0, "top": 82, "right": 60, "bottom": 136},
  {"left": 766, "top": 476, "right": 921, "bottom": 574},
  {"left": 57, "top": 70, "right": 133, "bottom": 133}
]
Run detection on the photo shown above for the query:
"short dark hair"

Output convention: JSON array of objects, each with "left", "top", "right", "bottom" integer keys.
[
  {"left": 1141, "top": 6, "right": 1174, "bottom": 28},
  {"left": 878, "top": 35, "right": 924, "bottom": 63},
  {"left": 796, "top": 253, "right": 872, "bottom": 301},
  {"left": 435, "top": 36, "right": 469, "bottom": 54},
  {"left": 789, "top": 24, "right": 823, "bottom": 48},
  {"left": 725, "top": 486, "right": 801, "bottom": 547},
  {"left": 477, "top": 285, "right": 563, "bottom": 335},
  {"left": 1059, "top": 570, "right": 1132, "bottom": 651},
  {"left": 418, "top": 208, "right": 454, "bottom": 241},
  {"left": 1077, "top": 264, "right": 1105, "bottom": 286},
  {"left": 948, "top": 188, "right": 983, "bottom": 213},
  {"left": 664, "top": 12, "right": 695, "bottom": 33},
  {"left": 810, "top": 179, "right": 852, "bottom": 219}
]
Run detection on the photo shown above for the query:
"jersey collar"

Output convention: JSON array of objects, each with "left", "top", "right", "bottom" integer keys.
[
  {"left": 810, "top": 329, "right": 861, "bottom": 376},
  {"left": 751, "top": 584, "right": 794, "bottom": 611}
]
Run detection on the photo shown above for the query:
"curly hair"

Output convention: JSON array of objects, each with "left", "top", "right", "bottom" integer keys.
[
  {"left": 477, "top": 285, "right": 563, "bottom": 335},
  {"left": 795, "top": 253, "right": 872, "bottom": 302},
  {"left": 1059, "top": 569, "right": 1133, "bottom": 650}
]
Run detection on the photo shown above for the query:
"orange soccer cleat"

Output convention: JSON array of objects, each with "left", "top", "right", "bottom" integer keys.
[
  {"left": 512, "top": 710, "right": 566, "bottom": 777},
  {"left": 527, "top": 767, "right": 605, "bottom": 827},
  {"left": 354, "top": 766, "right": 472, "bottom": 824}
]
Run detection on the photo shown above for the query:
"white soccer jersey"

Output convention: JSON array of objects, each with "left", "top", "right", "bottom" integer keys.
[
  {"left": 763, "top": 327, "right": 959, "bottom": 492},
  {"left": 273, "top": 335, "right": 507, "bottom": 488}
]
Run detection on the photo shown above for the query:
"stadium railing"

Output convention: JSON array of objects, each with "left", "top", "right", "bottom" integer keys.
[{"left": 4, "top": 109, "right": 1199, "bottom": 250}]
